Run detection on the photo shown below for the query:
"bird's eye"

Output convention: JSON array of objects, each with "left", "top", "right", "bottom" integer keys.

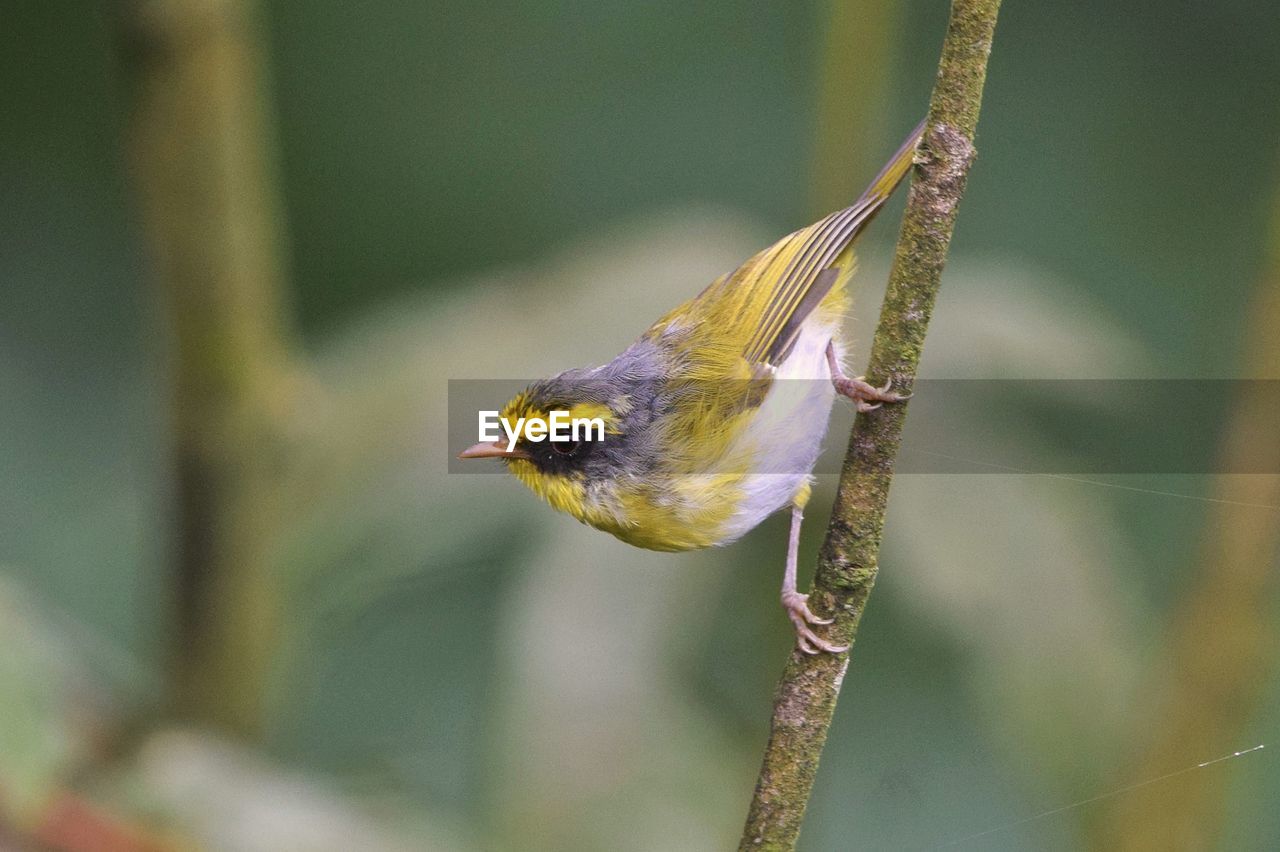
[{"left": 551, "top": 440, "right": 581, "bottom": 456}]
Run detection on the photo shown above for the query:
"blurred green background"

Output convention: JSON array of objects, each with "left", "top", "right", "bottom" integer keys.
[{"left": 3, "top": 1, "right": 1280, "bottom": 850}]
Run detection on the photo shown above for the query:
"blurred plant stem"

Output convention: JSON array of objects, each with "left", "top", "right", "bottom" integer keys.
[
  {"left": 1093, "top": 161, "right": 1280, "bottom": 848},
  {"left": 810, "top": 0, "right": 897, "bottom": 215},
  {"left": 114, "top": 0, "right": 301, "bottom": 734},
  {"left": 739, "top": 1, "right": 1000, "bottom": 848}
]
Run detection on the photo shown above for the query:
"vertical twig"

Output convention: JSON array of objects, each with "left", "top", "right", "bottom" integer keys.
[
  {"left": 740, "top": 1, "right": 1001, "bottom": 847},
  {"left": 114, "top": 0, "right": 299, "bottom": 732}
]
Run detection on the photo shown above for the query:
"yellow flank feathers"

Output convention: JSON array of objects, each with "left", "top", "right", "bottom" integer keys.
[{"left": 792, "top": 479, "right": 812, "bottom": 510}]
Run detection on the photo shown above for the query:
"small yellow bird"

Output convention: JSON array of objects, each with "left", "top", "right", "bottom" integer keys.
[{"left": 460, "top": 122, "right": 923, "bottom": 653}]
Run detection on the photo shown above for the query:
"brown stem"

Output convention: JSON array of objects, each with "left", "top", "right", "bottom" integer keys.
[
  {"left": 113, "top": 0, "right": 299, "bottom": 732},
  {"left": 739, "top": 1, "right": 1001, "bottom": 847}
]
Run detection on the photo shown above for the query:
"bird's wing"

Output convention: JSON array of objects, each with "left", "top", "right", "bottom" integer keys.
[
  {"left": 672, "top": 120, "right": 924, "bottom": 369},
  {"left": 636, "top": 122, "right": 924, "bottom": 471}
]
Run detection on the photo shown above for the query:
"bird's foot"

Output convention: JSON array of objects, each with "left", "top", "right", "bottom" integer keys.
[
  {"left": 833, "top": 375, "right": 909, "bottom": 412},
  {"left": 826, "top": 340, "right": 910, "bottom": 412},
  {"left": 781, "top": 591, "right": 848, "bottom": 655}
]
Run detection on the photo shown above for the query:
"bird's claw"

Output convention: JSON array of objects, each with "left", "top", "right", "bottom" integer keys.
[
  {"left": 833, "top": 375, "right": 908, "bottom": 411},
  {"left": 827, "top": 342, "right": 910, "bottom": 411},
  {"left": 782, "top": 592, "right": 848, "bottom": 655}
]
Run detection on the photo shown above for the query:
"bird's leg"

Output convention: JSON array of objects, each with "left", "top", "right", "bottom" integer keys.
[
  {"left": 781, "top": 504, "right": 848, "bottom": 655},
  {"left": 826, "top": 340, "right": 910, "bottom": 412}
]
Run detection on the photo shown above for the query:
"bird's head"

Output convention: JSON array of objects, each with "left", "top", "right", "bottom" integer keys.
[{"left": 458, "top": 361, "right": 657, "bottom": 523}]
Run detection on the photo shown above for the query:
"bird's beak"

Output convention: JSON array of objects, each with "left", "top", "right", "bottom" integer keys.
[{"left": 457, "top": 441, "right": 531, "bottom": 460}]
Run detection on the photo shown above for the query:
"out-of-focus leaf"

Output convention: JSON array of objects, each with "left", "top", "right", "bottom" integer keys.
[
  {"left": 126, "top": 729, "right": 451, "bottom": 852},
  {"left": 0, "top": 576, "right": 145, "bottom": 831}
]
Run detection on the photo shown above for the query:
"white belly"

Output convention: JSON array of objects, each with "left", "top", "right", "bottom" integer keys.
[{"left": 715, "top": 322, "right": 840, "bottom": 543}]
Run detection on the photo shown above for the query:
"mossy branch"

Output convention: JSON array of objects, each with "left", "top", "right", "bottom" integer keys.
[{"left": 739, "top": 1, "right": 1001, "bottom": 847}]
